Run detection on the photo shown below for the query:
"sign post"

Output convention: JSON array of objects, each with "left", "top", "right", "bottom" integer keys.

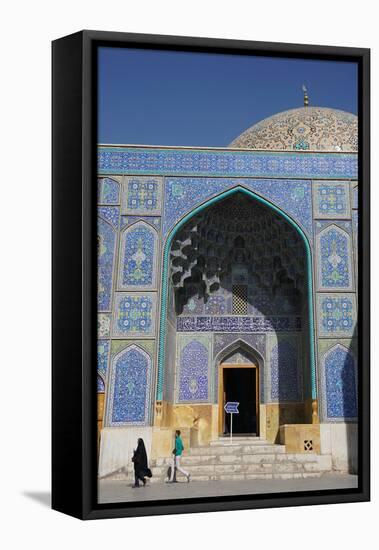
[{"left": 224, "top": 401, "right": 239, "bottom": 445}]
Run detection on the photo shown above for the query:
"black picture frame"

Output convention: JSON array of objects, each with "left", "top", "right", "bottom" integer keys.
[{"left": 52, "top": 30, "right": 370, "bottom": 520}]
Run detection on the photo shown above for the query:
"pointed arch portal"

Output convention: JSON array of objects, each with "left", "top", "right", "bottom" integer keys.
[{"left": 157, "top": 186, "right": 317, "bottom": 410}]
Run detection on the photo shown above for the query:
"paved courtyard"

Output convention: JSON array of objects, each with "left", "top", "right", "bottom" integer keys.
[{"left": 98, "top": 473, "right": 358, "bottom": 504}]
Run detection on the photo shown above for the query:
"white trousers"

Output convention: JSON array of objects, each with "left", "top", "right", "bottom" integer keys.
[{"left": 170, "top": 455, "right": 189, "bottom": 480}]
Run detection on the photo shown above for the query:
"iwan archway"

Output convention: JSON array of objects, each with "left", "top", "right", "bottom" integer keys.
[{"left": 155, "top": 186, "right": 318, "bottom": 444}]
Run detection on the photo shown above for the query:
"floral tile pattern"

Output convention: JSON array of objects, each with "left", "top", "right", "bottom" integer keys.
[
  {"left": 316, "top": 225, "right": 353, "bottom": 290},
  {"left": 163, "top": 178, "right": 313, "bottom": 236},
  {"left": 118, "top": 222, "right": 158, "bottom": 290},
  {"left": 112, "top": 293, "right": 156, "bottom": 337},
  {"left": 324, "top": 344, "right": 357, "bottom": 419},
  {"left": 108, "top": 344, "right": 152, "bottom": 425},
  {"left": 270, "top": 339, "right": 301, "bottom": 402},
  {"left": 98, "top": 206, "right": 120, "bottom": 229},
  {"left": 313, "top": 181, "right": 350, "bottom": 218},
  {"left": 122, "top": 176, "right": 162, "bottom": 215},
  {"left": 178, "top": 338, "right": 210, "bottom": 402},
  {"left": 317, "top": 294, "right": 357, "bottom": 337},
  {"left": 97, "top": 313, "right": 111, "bottom": 339}
]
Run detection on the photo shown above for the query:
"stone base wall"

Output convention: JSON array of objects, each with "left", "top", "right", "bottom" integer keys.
[
  {"left": 279, "top": 424, "right": 321, "bottom": 454},
  {"left": 265, "top": 403, "right": 306, "bottom": 443},
  {"left": 98, "top": 426, "right": 153, "bottom": 478},
  {"left": 159, "top": 402, "right": 218, "bottom": 446},
  {"left": 320, "top": 422, "right": 358, "bottom": 473}
]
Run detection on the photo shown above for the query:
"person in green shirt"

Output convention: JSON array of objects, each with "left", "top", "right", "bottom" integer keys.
[{"left": 168, "top": 430, "right": 190, "bottom": 483}]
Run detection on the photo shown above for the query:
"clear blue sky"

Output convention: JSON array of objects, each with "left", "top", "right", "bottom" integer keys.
[{"left": 98, "top": 47, "right": 358, "bottom": 147}]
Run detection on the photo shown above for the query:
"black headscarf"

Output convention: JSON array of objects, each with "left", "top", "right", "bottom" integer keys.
[{"left": 133, "top": 438, "right": 148, "bottom": 470}]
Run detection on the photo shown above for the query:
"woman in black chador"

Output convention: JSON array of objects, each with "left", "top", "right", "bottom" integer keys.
[{"left": 132, "top": 438, "right": 149, "bottom": 488}]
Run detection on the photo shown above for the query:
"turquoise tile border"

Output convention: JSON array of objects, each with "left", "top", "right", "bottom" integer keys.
[{"left": 98, "top": 146, "right": 357, "bottom": 179}]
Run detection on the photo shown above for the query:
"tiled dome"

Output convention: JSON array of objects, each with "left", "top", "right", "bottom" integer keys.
[{"left": 229, "top": 107, "right": 358, "bottom": 152}]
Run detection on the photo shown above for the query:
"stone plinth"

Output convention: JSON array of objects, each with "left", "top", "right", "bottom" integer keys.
[{"left": 279, "top": 424, "right": 321, "bottom": 454}]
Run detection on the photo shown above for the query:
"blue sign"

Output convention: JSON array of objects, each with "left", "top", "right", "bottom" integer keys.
[{"left": 224, "top": 401, "right": 239, "bottom": 414}]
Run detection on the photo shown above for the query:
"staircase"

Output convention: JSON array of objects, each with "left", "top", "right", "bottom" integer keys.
[{"left": 148, "top": 437, "right": 333, "bottom": 483}]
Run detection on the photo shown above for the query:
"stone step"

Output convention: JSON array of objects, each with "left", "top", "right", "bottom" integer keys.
[
  {"left": 151, "top": 460, "right": 327, "bottom": 477},
  {"left": 100, "top": 454, "right": 332, "bottom": 482},
  {"left": 147, "top": 471, "right": 324, "bottom": 483},
  {"left": 210, "top": 437, "right": 268, "bottom": 446},
  {"left": 188, "top": 444, "right": 287, "bottom": 455},
  {"left": 152, "top": 452, "right": 325, "bottom": 467}
]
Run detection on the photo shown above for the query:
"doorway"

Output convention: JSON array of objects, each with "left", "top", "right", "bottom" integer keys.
[{"left": 219, "top": 364, "right": 259, "bottom": 436}]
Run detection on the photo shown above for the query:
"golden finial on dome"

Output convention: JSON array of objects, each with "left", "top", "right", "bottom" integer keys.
[{"left": 302, "top": 84, "right": 309, "bottom": 107}]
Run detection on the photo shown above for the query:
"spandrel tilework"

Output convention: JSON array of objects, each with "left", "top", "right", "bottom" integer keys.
[
  {"left": 213, "top": 334, "right": 266, "bottom": 359},
  {"left": 120, "top": 215, "right": 161, "bottom": 230},
  {"left": 164, "top": 178, "right": 313, "bottom": 236}
]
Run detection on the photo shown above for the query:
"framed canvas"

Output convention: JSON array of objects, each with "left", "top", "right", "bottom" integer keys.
[{"left": 52, "top": 30, "right": 370, "bottom": 520}]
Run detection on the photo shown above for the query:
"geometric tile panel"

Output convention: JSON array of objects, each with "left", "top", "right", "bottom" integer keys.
[
  {"left": 317, "top": 294, "right": 357, "bottom": 338},
  {"left": 316, "top": 225, "right": 353, "bottom": 290},
  {"left": 97, "top": 177, "right": 120, "bottom": 205},
  {"left": 270, "top": 337, "right": 301, "bottom": 402},
  {"left": 164, "top": 178, "right": 313, "bottom": 237},
  {"left": 177, "top": 334, "right": 210, "bottom": 402},
  {"left": 98, "top": 217, "right": 116, "bottom": 312},
  {"left": 97, "top": 340, "right": 110, "bottom": 378},
  {"left": 98, "top": 147, "right": 358, "bottom": 180},
  {"left": 97, "top": 313, "right": 111, "bottom": 338},
  {"left": 118, "top": 221, "right": 158, "bottom": 290},
  {"left": 108, "top": 344, "right": 152, "bottom": 425},
  {"left": 98, "top": 206, "right": 120, "bottom": 229},
  {"left": 313, "top": 181, "right": 351, "bottom": 218},
  {"left": 324, "top": 344, "right": 357, "bottom": 419},
  {"left": 122, "top": 176, "right": 162, "bottom": 215},
  {"left": 112, "top": 292, "right": 157, "bottom": 337}
]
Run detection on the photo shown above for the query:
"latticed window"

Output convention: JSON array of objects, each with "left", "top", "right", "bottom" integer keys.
[{"left": 232, "top": 285, "right": 248, "bottom": 315}]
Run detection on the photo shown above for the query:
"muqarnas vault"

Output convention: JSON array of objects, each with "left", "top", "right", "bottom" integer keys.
[{"left": 97, "top": 105, "right": 359, "bottom": 482}]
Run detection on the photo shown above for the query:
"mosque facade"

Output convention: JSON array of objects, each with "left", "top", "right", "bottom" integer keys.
[{"left": 97, "top": 105, "right": 359, "bottom": 477}]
